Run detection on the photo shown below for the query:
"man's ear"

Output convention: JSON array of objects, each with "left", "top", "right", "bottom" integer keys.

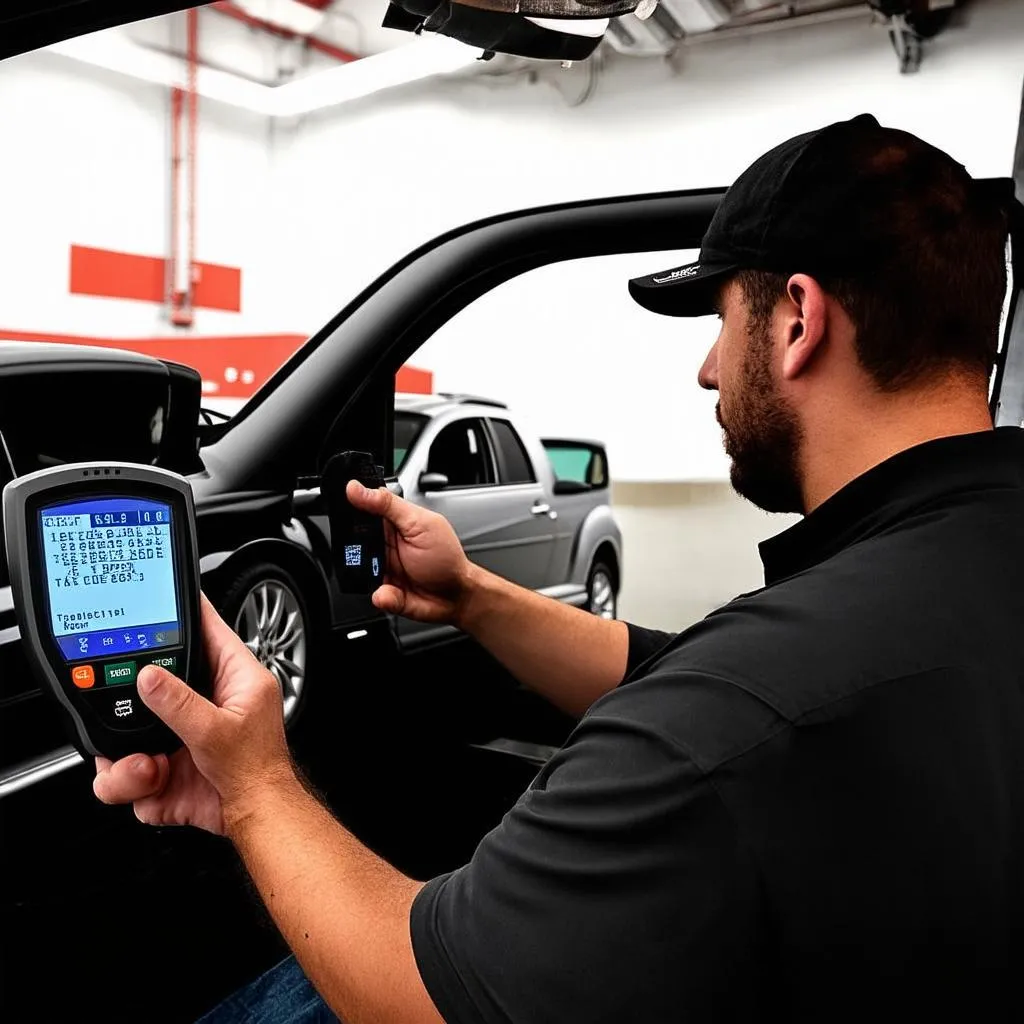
[{"left": 780, "top": 274, "right": 828, "bottom": 381}]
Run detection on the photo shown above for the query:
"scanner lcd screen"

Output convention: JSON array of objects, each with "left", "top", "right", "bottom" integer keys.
[{"left": 39, "top": 497, "right": 181, "bottom": 662}]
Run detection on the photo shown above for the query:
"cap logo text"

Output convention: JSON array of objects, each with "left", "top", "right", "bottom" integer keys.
[{"left": 653, "top": 265, "right": 701, "bottom": 284}]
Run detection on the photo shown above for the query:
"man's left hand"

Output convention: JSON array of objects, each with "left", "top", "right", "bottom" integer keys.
[{"left": 93, "top": 594, "right": 296, "bottom": 836}]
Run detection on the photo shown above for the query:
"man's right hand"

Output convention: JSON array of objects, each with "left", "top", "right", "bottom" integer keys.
[
  {"left": 346, "top": 480, "right": 476, "bottom": 625},
  {"left": 349, "top": 478, "right": 630, "bottom": 717}
]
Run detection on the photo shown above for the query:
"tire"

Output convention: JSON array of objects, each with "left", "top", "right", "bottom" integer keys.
[
  {"left": 587, "top": 560, "right": 617, "bottom": 620},
  {"left": 215, "top": 561, "right": 313, "bottom": 726}
]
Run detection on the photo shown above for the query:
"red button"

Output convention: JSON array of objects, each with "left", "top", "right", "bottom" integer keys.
[{"left": 71, "top": 665, "right": 95, "bottom": 689}]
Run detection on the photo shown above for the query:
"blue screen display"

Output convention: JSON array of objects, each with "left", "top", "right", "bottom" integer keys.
[{"left": 40, "top": 497, "right": 181, "bottom": 662}]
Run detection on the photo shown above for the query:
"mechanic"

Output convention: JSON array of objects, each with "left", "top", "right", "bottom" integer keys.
[{"left": 94, "top": 113, "right": 1020, "bottom": 1023}]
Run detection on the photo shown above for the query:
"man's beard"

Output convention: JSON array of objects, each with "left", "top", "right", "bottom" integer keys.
[{"left": 718, "top": 323, "right": 804, "bottom": 514}]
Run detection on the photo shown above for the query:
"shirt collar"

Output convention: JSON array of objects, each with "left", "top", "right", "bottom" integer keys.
[{"left": 758, "top": 427, "right": 1024, "bottom": 586}]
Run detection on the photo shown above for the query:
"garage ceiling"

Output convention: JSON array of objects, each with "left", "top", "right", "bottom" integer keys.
[{"left": 0, "top": 0, "right": 974, "bottom": 77}]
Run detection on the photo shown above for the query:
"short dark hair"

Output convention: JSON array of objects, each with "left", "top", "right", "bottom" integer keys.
[{"left": 737, "top": 150, "right": 1009, "bottom": 391}]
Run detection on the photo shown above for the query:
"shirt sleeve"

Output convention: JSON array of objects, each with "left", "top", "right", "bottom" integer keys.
[
  {"left": 623, "top": 622, "right": 676, "bottom": 681},
  {"left": 409, "top": 702, "right": 760, "bottom": 1024}
]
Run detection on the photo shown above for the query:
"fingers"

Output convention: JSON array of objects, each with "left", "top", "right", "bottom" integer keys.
[
  {"left": 137, "top": 664, "right": 219, "bottom": 748},
  {"left": 94, "top": 752, "right": 169, "bottom": 805},
  {"left": 346, "top": 480, "right": 421, "bottom": 533}
]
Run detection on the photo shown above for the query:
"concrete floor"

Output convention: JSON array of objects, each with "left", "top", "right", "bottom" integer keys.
[{"left": 612, "top": 482, "right": 799, "bottom": 633}]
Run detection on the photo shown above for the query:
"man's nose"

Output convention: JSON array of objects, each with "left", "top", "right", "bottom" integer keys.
[{"left": 698, "top": 342, "right": 719, "bottom": 391}]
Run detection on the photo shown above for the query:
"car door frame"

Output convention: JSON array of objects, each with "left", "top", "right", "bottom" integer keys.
[{"left": 200, "top": 189, "right": 728, "bottom": 497}]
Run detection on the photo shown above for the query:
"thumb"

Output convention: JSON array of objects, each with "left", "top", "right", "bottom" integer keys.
[
  {"left": 346, "top": 480, "right": 420, "bottom": 533},
  {"left": 137, "top": 665, "right": 217, "bottom": 748},
  {"left": 371, "top": 583, "right": 407, "bottom": 614}
]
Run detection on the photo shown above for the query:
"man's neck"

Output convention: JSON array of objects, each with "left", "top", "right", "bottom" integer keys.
[{"left": 799, "top": 386, "right": 994, "bottom": 514}]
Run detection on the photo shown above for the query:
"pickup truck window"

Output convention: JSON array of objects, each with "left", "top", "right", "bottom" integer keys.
[
  {"left": 394, "top": 411, "right": 428, "bottom": 472},
  {"left": 428, "top": 418, "right": 496, "bottom": 488},
  {"left": 543, "top": 441, "right": 608, "bottom": 488},
  {"left": 489, "top": 418, "right": 536, "bottom": 485}
]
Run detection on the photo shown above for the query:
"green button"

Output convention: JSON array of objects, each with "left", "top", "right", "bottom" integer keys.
[
  {"left": 103, "top": 661, "right": 138, "bottom": 687},
  {"left": 146, "top": 655, "right": 178, "bottom": 673}
]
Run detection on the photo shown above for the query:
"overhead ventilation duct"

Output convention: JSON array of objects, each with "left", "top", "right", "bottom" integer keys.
[{"left": 607, "top": 0, "right": 881, "bottom": 57}]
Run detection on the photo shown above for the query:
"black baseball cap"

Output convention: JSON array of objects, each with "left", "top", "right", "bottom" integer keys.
[{"left": 628, "top": 113, "right": 1001, "bottom": 318}]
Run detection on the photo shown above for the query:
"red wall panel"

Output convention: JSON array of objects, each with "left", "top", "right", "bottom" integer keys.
[
  {"left": 192, "top": 261, "right": 242, "bottom": 312},
  {"left": 69, "top": 245, "right": 242, "bottom": 312},
  {"left": 70, "top": 245, "right": 165, "bottom": 304}
]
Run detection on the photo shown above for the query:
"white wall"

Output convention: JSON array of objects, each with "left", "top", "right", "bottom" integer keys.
[
  {"left": 269, "top": 0, "right": 1024, "bottom": 480},
  {"left": 613, "top": 483, "right": 799, "bottom": 628},
  {"left": 0, "top": 49, "right": 281, "bottom": 339},
  {"left": 415, "top": 250, "right": 731, "bottom": 482}
]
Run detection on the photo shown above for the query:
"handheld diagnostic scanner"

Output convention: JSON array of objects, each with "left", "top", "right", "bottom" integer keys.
[
  {"left": 323, "top": 451, "right": 387, "bottom": 594},
  {"left": 2, "top": 463, "right": 208, "bottom": 760}
]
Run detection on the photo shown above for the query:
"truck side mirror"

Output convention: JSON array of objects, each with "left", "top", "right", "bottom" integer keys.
[{"left": 418, "top": 471, "right": 449, "bottom": 493}]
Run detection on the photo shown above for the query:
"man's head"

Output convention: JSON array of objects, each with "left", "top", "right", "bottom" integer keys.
[{"left": 630, "top": 114, "right": 1011, "bottom": 514}]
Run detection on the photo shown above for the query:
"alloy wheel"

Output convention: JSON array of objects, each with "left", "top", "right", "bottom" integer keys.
[
  {"left": 589, "top": 568, "right": 616, "bottom": 619},
  {"left": 234, "top": 579, "right": 307, "bottom": 722}
]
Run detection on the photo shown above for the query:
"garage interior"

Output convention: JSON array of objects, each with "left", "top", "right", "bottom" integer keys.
[
  {"left": 0, "top": 0, "right": 1023, "bottom": 1020},
  {"left": 3, "top": 0, "right": 1021, "bottom": 633}
]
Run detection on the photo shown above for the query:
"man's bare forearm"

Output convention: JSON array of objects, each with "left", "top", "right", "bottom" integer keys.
[
  {"left": 456, "top": 564, "right": 630, "bottom": 717},
  {"left": 226, "top": 775, "right": 444, "bottom": 1024}
]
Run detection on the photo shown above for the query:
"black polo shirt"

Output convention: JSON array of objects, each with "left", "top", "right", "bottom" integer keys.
[{"left": 411, "top": 427, "right": 1024, "bottom": 1023}]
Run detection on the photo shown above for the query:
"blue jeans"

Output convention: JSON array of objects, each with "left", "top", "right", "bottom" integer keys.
[{"left": 195, "top": 955, "right": 339, "bottom": 1024}]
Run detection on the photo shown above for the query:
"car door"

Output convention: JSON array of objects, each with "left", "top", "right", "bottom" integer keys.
[{"left": 422, "top": 414, "right": 556, "bottom": 589}]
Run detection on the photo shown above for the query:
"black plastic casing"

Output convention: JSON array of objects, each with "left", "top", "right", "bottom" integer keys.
[
  {"left": 322, "top": 451, "right": 387, "bottom": 595},
  {"left": 2, "top": 463, "right": 208, "bottom": 760}
]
